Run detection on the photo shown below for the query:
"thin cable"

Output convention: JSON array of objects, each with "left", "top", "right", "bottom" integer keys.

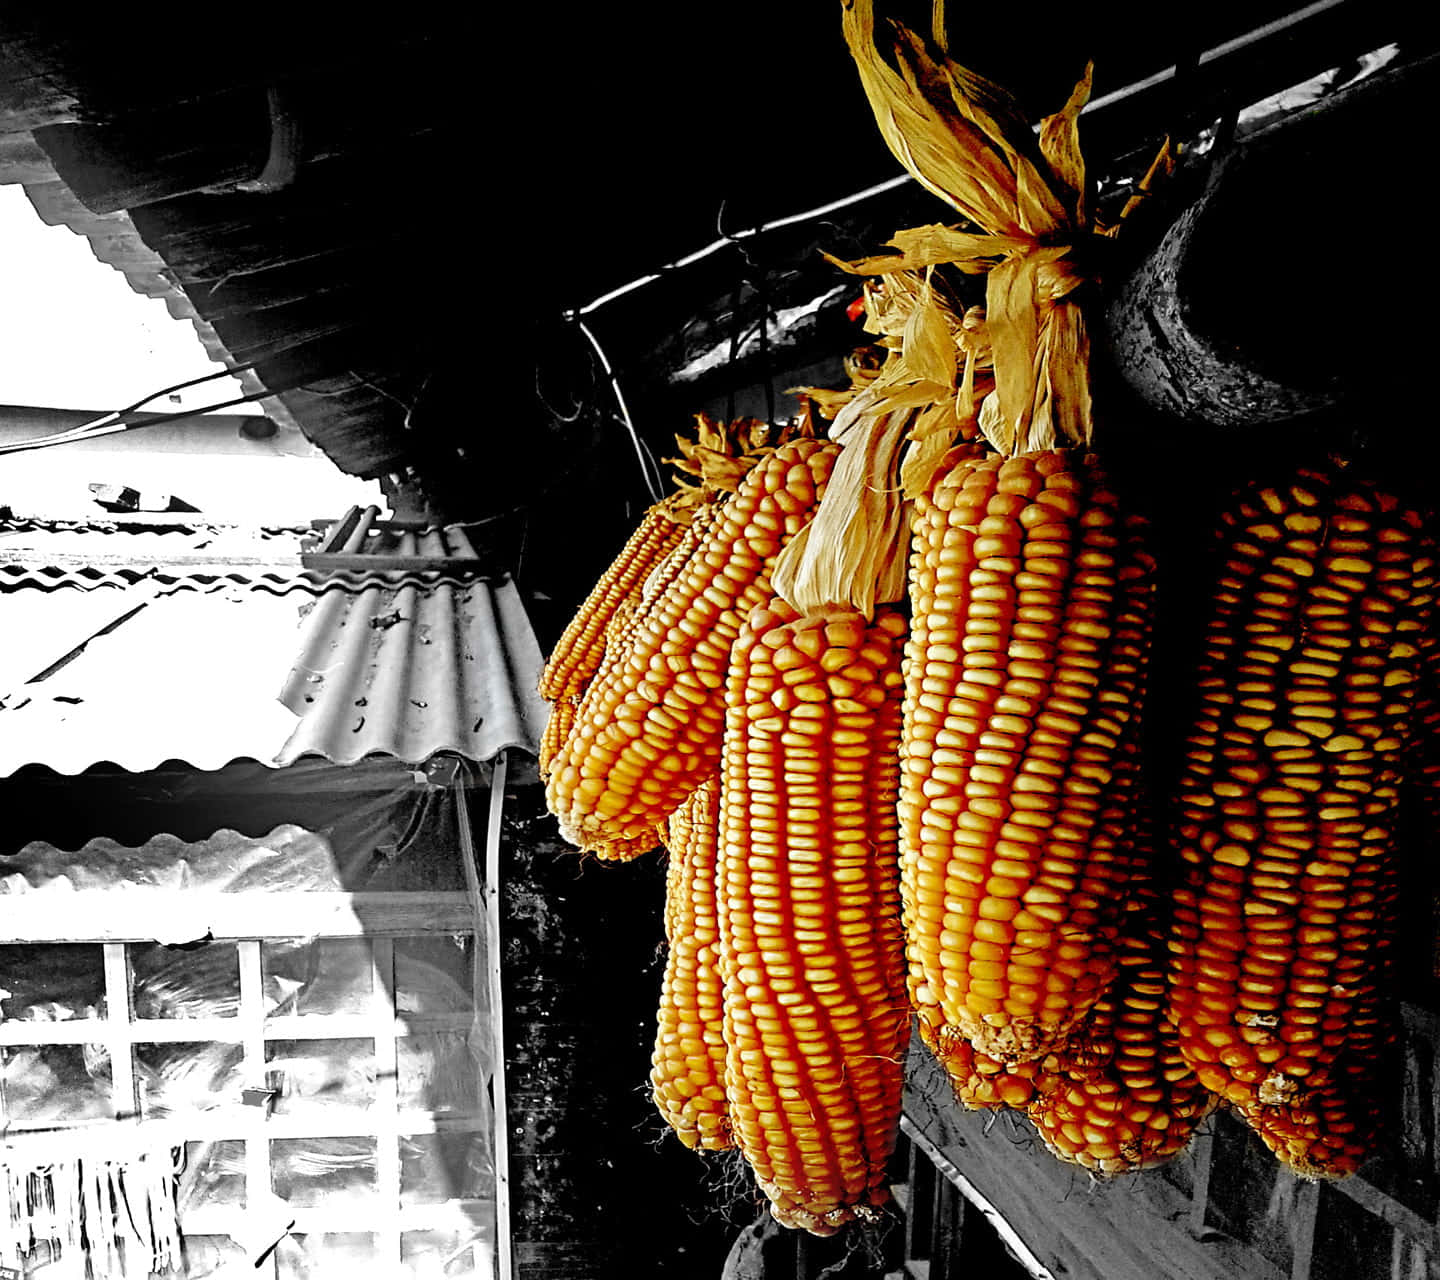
[
  {"left": 0, "top": 388, "right": 277, "bottom": 456},
  {"left": 569, "top": 173, "right": 914, "bottom": 319},
  {"left": 574, "top": 319, "right": 665, "bottom": 502},
  {"left": 565, "top": 0, "right": 1352, "bottom": 327},
  {"left": 0, "top": 365, "right": 266, "bottom": 456}
]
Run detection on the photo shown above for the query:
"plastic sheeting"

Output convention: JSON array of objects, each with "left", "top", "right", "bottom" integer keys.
[{"left": 0, "top": 768, "right": 496, "bottom": 1278}]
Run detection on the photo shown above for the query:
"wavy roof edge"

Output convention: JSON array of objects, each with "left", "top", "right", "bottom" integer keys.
[
  {"left": 1, "top": 568, "right": 495, "bottom": 594},
  {"left": 0, "top": 571, "right": 549, "bottom": 777}
]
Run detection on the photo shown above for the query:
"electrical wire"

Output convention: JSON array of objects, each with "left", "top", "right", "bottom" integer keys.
[
  {"left": 0, "top": 365, "right": 264, "bottom": 456},
  {"left": 0, "top": 385, "right": 278, "bottom": 457},
  {"left": 0, "top": 322, "right": 383, "bottom": 458},
  {"left": 574, "top": 319, "right": 665, "bottom": 503},
  {"left": 567, "top": 172, "right": 914, "bottom": 321},
  {"left": 562, "top": 0, "right": 1355, "bottom": 330}
]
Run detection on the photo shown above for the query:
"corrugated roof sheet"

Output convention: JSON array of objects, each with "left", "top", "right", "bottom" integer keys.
[
  {"left": 0, "top": 577, "right": 546, "bottom": 775},
  {"left": 0, "top": 585, "right": 309, "bottom": 775},
  {"left": 0, "top": 509, "right": 498, "bottom": 593},
  {"left": 277, "top": 577, "right": 547, "bottom": 767},
  {"left": 0, "top": 519, "right": 307, "bottom": 558},
  {"left": 0, "top": 515, "right": 548, "bottom": 775}
]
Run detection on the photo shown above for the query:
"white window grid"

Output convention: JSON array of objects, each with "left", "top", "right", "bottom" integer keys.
[{"left": 0, "top": 890, "right": 488, "bottom": 1278}]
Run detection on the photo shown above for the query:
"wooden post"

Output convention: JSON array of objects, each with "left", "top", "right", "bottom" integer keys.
[{"left": 1103, "top": 51, "right": 1436, "bottom": 435}]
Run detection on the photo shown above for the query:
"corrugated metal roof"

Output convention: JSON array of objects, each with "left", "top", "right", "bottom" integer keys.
[
  {"left": 1, "top": 516, "right": 308, "bottom": 537},
  {"left": 0, "top": 513, "right": 548, "bottom": 775},
  {"left": 0, "top": 509, "right": 498, "bottom": 593},
  {"left": 0, "top": 585, "right": 308, "bottom": 775},
  {"left": 0, "top": 519, "right": 307, "bottom": 558},
  {"left": 0, "top": 577, "right": 546, "bottom": 775},
  {"left": 0, "top": 24, "right": 457, "bottom": 488},
  {"left": 277, "top": 577, "right": 548, "bottom": 767}
]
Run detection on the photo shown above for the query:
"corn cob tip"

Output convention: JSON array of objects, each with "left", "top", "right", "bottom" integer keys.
[
  {"left": 554, "top": 813, "right": 661, "bottom": 862},
  {"left": 963, "top": 1013, "right": 1075, "bottom": 1065},
  {"left": 765, "top": 1194, "right": 888, "bottom": 1238}
]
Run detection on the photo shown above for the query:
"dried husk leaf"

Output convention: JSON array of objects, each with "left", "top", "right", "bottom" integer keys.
[
  {"left": 772, "top": 0, "right": 1099, "bottom": 614},
  {"left": 898, "top": 398, "right": 965, "bottom": 498},
  {"left": 770, "top": 405, "right": 914, "bottom": 618},
  {"left": 773, "top": 274, "right": 990, "bottom": 611},
  {"left": 663, "top": 411, "right": 821, "bottom": 494},
  {"left": 839, "top": 0, "right": 1096, "bottom": 457},
  {"left": 901, "top": 270, "right": 960, "bottom": 386}
]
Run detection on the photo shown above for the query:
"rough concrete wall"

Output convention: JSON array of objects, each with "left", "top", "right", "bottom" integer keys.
[{"left": 501, "top": 781, "right": 755, "bottom": 1279}]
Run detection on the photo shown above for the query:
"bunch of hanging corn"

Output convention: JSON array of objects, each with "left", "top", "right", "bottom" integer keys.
[
  {"left": 546, "top": 438, "right": 840, "bottom": 853},
  {"left": 1165, "top": 464, "right": 1435, "bottom": 1175},
  {"left": 650, "top": 778, "right": 732, "bottom": 1151},
  {"left": 901, "top": 449, "right": 1156, "bottom": 1064},
  {"left": 717, "top": 599, "right": 910, "bottom": 1234}
]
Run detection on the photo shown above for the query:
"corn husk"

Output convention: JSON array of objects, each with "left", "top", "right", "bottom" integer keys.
[
  {"left": 839, "top": 0, "right": 1095, "bottom": 457},
  {"left": 664, "top": 410, "right": 820, "bottom": 496},
  {"left": 777, "top": 0, "right": 1101, "bottom": 615}
]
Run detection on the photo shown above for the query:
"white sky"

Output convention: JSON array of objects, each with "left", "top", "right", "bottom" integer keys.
[{"left": 0, "top": 185, "right": 385, "bottom": 521}]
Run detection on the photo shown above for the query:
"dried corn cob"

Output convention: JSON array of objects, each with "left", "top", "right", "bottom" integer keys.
[
  {"left": 547, "top": 439, "right": 840, "bottom": 852},
  {"left": 650, "top": 778, "right": 731, "bottom": 1150},
  {"left": 1027, "top": 890, "right": 1215, "bottom": 1175},
  {"left": 916, "top": 1013, "right": 1055, "bottom": 1110},
  {"left": 538, "top": 694, "right": 577, "bottom": 783},
  {"left": 1166, "top": 465, "right": 1434, "bottom": 1122},
  {"left": 542, "top": 505, "right": 723, "bottom": 798},
  {"left": 718, "top": 600, "right": 909, "bottom": 1235},
  {"left": 538, "top": 493, "right": 693, "bottom": 702},
  {"left": 1237, "top": 822, "right": 1399, "bottom": 1179},
  {"left": 900, "top": 449, "right": 1154, "bottom": 1062}
]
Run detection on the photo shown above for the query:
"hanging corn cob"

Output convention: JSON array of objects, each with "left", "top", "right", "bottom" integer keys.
[
  {"left": 538, "top": 493, "right": 694, "bottom": 704},
  {"left": 819, "top": 0, "right": 1157, "bottom": 1070},
  {"left": 1165, "top": 465, "right": 1435, "bottom": 1141},
  {"left": 1026, "top": 887, "right": 1215, "bottom": 1175},
  {"left": 901, "top": 449, "right": 1154, "bottom": 1063},
  {"left": 541, "top": 503, "right": 724, "bottom": 789},
  {"left": 538, "top": 412, "right": 817, "bottom": 785},
  {"left": 546, "top": 438, "right": 840, "bottom": 853},
  {"left": 717, "top": 599, "right": 910, "bottom": 1235},
  {"left": 650, "top": 778, "right": 732, "bottom": 1150}
]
